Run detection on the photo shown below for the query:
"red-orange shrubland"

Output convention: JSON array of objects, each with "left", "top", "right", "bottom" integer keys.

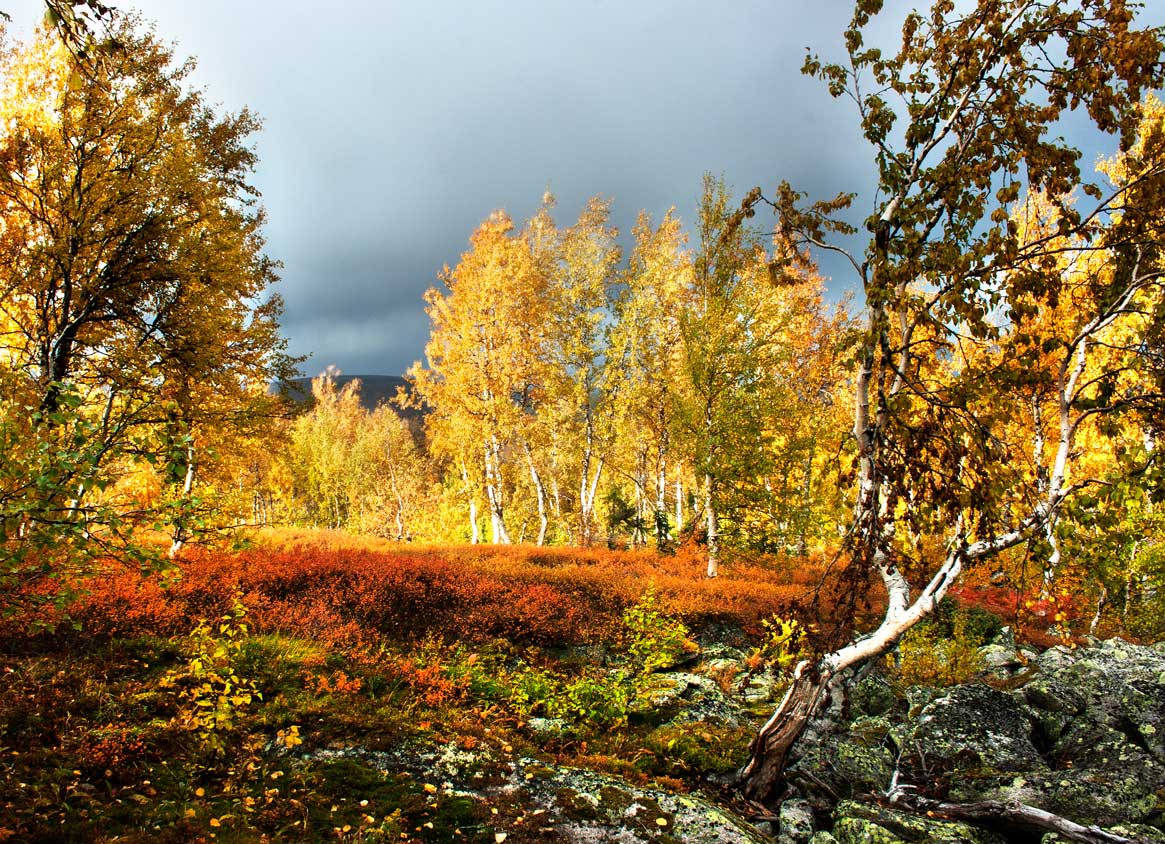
[{"left": 3, "top": 535, "right": 835, "bottom": 648}]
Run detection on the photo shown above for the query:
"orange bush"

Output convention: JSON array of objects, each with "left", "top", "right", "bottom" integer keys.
[{"left": 3, "top": 533, "right": 834, "bottom": 649}]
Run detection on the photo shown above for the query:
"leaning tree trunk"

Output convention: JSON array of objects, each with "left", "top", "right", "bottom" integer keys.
[
  {"left": 738, "top": 510, "right": 1039, "bottom": 803},
  {"left": 739, "top": 662, "right": 833, "bottom": 802}
]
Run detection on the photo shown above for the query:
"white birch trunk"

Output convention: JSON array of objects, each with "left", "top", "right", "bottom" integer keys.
[
  {"left": 483, "top": 438, "right": 511, "bottom": 544},
  {"left": 525, "top": 444, "right": 548, "bottom": 546},
  {"left": 168, "top": 441, "right": 197, "bottom": 559},
  {"left": 460, "top": 460, "right": 480, "bottom": 545},
  {"left": 704, "top": 473, "right": 719, "bottom": 578},
  {"left": 657, "top": 459, "right": 669, "bottom": 546}
]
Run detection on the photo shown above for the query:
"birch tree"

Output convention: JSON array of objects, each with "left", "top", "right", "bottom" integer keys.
[
  {"left": 0, "top": 18, "right": 291, "bottom": 599},
  {"left": 542, "top": 196, "right": 621, "bottom": 546},
  {"left": 738, "top": 0, "right": 1165, "bottom": 804},
  {"left": 608, "top": 209, "right": 692, "bottom": 548},
  {"left": 409, "top": 211, "right": 551, "bottom": 544}
]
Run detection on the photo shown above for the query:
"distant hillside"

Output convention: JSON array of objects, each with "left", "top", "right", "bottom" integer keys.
[{"left": 276, "top": 375, "right": 423, "bottom": 419}]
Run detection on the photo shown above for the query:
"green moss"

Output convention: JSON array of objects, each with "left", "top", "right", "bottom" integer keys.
[
  {"left": 850, "top": 675, "right": 898, "bottom": 718},
  {"left": 640, "top": 722, "right": 752, "bottom": 777},
  {"left": 834, "top": 800, "right": 1005, "bottom": 844},
  {"left": 309, "top": 758, "right": 484, "bottom": 842},
  {"left": 834, "top": 817, "right": 906, "bottom": 844},
  {"left": 847, "top": 715, "right": 893, "bottom": 747},
  {"left": 627, "top": 796, "right": 673, "bottom": 831},
  {"left": 523, "top": 764, "right": 557, "bottom": 780},
  {"left": 597, "top": 784, "right": 634, "bottom": 814},
  {"left": 832, "top": 743, "right": 894, "bottom": 792},
  {"left": 555, "top": 786, "right": 599, "bottom": 820}
]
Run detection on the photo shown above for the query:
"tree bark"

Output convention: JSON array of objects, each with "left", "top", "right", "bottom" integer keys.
[
  {"left": 525, "top": 445, "right": 548, "bottom": 546},
  {"left": 705, "top": 473, "right": 720, "bottom": 578},
  {"left": 739, "top": 516, "right": 1041, "bottom": 803},
  {"left": 739, "top": 662, "right": 830, "bottom": 802},
  {"left": 483, "top": 438, "right": 511, "bottom": 544},
  {"left": 656, "top": 452, "right": 670, "bottom": 548},
  {"left": 459, "top": 460, "right": 480, "bottom": 545},
  {"left": 796, "top": 443, "right": 814, "bottom": 557},
  {"left": 385, "top": 448, "right": 407, "bottom": 542},
  {"left": 168, "top": 441, "right": 197, "bottom": 559},
  {"left": 579, "top": 444, "right": 604, "bottom": 547}
]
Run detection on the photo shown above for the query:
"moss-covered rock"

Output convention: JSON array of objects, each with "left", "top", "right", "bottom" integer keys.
[
  {"left": 833, "top": 817, "right": 906, "bottom": 844},
  {"left": 792, "top": 638, "right": 1165, "bottom": 835},
  {"left": 849, "top": 676, "right": 897, "bottom": 719},
  {"left": 847, "top": 715, "right": 894, "bottom": 748},
  {"left": 642, "top": 722, "right": 753, "bottom": 777},
  {"left": 907, "top": 683, "right": 1047, "bottom": 774},
  {"left": 305, "top": 744, "right": 768, "bottom": 843},
  {"left": 629, "top": 671, "right": 743, "bottom": 728},
  {"left": 518, "top": 762, "right": 767, "bottom": 843},
  {"left": 1042, "top": 825, "right": 1165, "bottom": 844},
  {"left": 778, "top": 798, "right": 815, "bottom": 844},
  {"left": 832, "top": 800, "right": 1005, "bottom": 844}
]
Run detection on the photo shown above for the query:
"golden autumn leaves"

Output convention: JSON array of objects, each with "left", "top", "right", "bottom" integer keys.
[
  {"left": 0, "top": 16, "right": 293, "bottom": 596},
  {"left": 407, "top": 183, "right": 853, "bottom": 565}
]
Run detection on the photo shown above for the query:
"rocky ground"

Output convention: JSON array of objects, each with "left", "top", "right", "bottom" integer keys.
[
  {"left": 296, "top": 632, "right": 1165, "bottom": 844},
  {"left": 784, "top": 633, "right": 1165, "bottom": 843}
]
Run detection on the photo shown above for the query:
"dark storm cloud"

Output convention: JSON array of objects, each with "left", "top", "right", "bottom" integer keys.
[
  {"left": 232, "top": 0, "right": 877, "bottom": 376},
  {"left": 7, "top": 0, "right": 1157, "bottom": 376}
]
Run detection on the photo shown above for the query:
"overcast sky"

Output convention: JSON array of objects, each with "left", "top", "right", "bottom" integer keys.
[{"left": 4, "top": 1, "right": 1162, "bottom": 376}]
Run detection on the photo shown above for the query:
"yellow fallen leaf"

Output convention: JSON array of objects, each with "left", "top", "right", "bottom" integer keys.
[{"left": 423, "top": 783, "right": 438, "bottom": 794}]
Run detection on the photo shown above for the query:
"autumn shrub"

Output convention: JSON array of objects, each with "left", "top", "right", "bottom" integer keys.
[
  {"left": 890, "top": 605, "right": 987, "bottom": 687},
  {"left": 12, "top": 532, "right": 835, "bottom": 659},
  {"left": 621, "top": 590, "right": 697, "bottom": 673},
  {"left": 303, "top": 669, "right": 364, "bottom": 696},
  {"left": 73, "top": 725, "right": 151, "bottom": 771},
  {"left": 70, "top": 570, "right": 188, "bottom": 636},
  {"left": 948, "top": 584, "right": 1085, "bottom": 648},
  {"left": 392, "top": 657, "right": 471, "bottom": 708},
  {"left": 548, "top": 671, "right": 631, "bottom": 730},
  {"left": 160, "top": 591, "right": 262, "bottom": 753},
  {"left": 748, "top": 614, "right": 808, "bottom": 676},
  {"left": 507, "top": 666, "right": 560, "bottom": 717}
]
